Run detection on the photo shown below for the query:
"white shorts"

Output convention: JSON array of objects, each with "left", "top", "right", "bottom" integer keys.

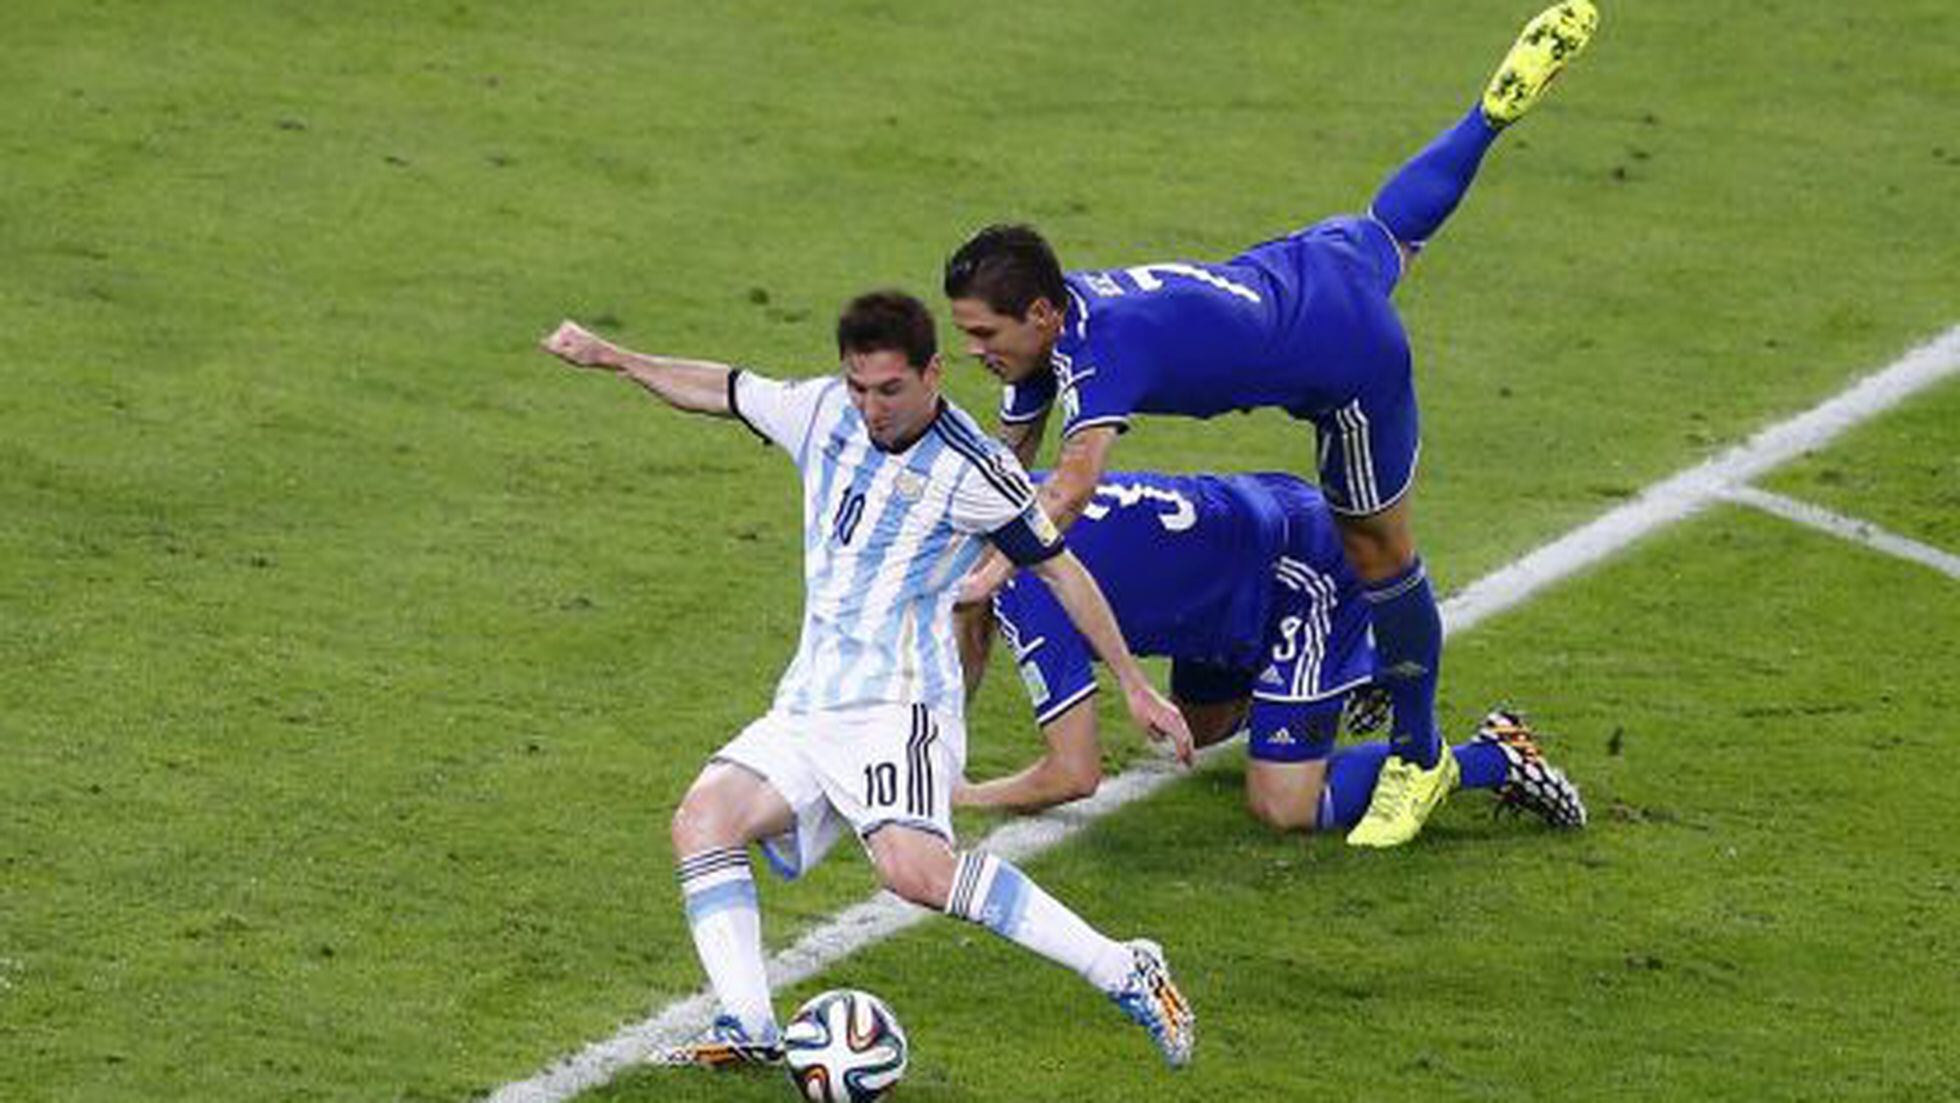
[{"left": 713, "top": 703, "right": 966, "bottom": 881}]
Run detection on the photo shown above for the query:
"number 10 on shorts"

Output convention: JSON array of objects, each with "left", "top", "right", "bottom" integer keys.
[{"left": 863, "top": 761, "right": 899, "bottom": 808}]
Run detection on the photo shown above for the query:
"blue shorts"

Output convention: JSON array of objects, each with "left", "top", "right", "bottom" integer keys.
[
  {"left": 1174, "top": 474, "right": 1376, "bottom": 762},
  {"left": 1235, "top": 216, "right": 1419, "bottom": 517},
  {"left": 1167, "top": 661, "right": 1346, "bottom": 764}
]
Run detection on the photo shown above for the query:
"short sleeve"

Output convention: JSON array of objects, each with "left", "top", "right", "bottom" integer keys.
[
  {"left": 993, "top": 575, "right": 1097, "bottom": 724},
  {"left": 1056, "top": 331, "right": 1137, "bottom": 439},
  {"left": 729, "top": 371, "right": 837, "bottom": 462},
  {"left": 943, "top": 430, "right": 1065, "bottom": 566},
  {"left": 946, "top": 431, "right": 1036, "bottom": 533},
  {"left": 999, "top": 370, "right": 1058, "bottom": 425}
]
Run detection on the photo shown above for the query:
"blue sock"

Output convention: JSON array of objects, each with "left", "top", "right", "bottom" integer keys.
[
  {"left": 1362, "top": 559, "right": 1443, "bottom": 768},
  {"left": 1315, "top": 740, "right": 1511, "bottom": 830},
  {"left": 1454, "top": 740, "right": 1509, "bottom": 790},
  {"left": 1369, "top": 105, "right": 1499, "bottom": 252},
  {"left": 1315, "top": 742, "right": 1392, "bottom": 830}
]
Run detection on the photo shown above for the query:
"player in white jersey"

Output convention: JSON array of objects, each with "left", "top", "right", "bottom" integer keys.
[{"left": 539, "top": 291, "right": 1196, "bottom": 1070}]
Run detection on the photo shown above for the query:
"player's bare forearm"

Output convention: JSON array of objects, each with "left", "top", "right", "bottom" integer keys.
[
  {"left": 997, "top": 409, "right": 1049, "bottom": 471},
  {"left": 955, "top": 603, "right": 996, "bottom": 699},
  {"left": 958, "top": 425, "right": 1110, "bottom": 607},
  {"left": 1031, "top": 551, "right": 1143, "bottom": 688},
  {"left": 614, "top": 351, "right": 735, "bottom": 415},
  {"left": 539, "top": 320, "right": 733, "bottom": 416},
  {"left": 956, "top": 753, "right": 1094, "bottom": 811},
  {"left": 955, "top": 707, "right": 1103, "bottom": 811},
  {"left": 1028, "top": 550, "right": 1193, "bottom": 762},
  {"left": 955, "top": 547, "right": 1013, "bottom": 608},
  {"left": 1039, "top": 426, "right": 1118, "bottom": 532}
]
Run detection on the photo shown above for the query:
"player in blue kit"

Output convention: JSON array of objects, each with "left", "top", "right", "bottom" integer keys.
[
  {"left": 954, "top": 470, "right": 1586, "bottom": 834},
  {"left": 539, "top": 292, "right": 1195, "bottom": 1069},
  {"left": 944, "top": 2, "right": 1600, "bottom": 848}
]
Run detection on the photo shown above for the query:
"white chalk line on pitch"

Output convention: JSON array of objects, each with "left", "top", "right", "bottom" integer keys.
[
  {"left": 1719, "top": 485, "right": 1960, "bottom": 582},
  {"left": 485, "top": 324, "right": 1960, "bottom": 1103}
]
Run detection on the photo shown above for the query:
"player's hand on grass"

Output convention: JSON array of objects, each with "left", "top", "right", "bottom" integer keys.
[
  {"left": 1124, "top": 682, "right": 1194, "bottom": 767},
  {"left": 540, "top": 320, "right": 620, "bottom": 370}
]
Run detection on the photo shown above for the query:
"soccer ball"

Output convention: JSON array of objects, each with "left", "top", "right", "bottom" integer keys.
[{"left": 781, "top": 988, "right": 909, "bottom": 1102}]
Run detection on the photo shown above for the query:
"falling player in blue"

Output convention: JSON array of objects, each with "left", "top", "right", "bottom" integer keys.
[
  {"left": 954, "top": 470, "right": 1587, "bottom": 834},
  {"left": 943, "top": 3, "right": 1600, "bottom": 847}
]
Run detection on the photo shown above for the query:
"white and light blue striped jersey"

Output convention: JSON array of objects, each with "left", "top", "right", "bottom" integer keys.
[{"left": 730, "top": 370, "right": 1059, "bottom": 719}]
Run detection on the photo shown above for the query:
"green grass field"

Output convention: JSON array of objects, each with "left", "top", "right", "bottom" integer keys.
[{"left": 3, "top": 2, "right": 1957, "bottom": 1100}]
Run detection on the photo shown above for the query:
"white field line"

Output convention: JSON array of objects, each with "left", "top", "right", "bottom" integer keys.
[
  {"left": 1441, "top": 325, "right": 1960, "bottom": 632},
  {"left": 1720, "top": 485, "right": 1960, "bottom": 581},
  {"left": 486, "top": 324, "right": 1960, "bottom": 1103}
]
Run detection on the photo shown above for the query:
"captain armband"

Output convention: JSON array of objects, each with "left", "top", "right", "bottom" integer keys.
[{"left": 988, "top": 506, "right": 1065, "bottom": 567}]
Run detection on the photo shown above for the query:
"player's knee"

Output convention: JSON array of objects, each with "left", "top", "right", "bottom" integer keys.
[
  {"left": 873, "top": 851, "right": 949, "bottom": 908},
  {"left": 668, "top": 800, "right": 707, "bottom": 853},
  {"left": 1335, "top": 509, "right": 1417, "bottom": 580},
  {"left": 670, "top": 789, "right": 736, "bottom": 853},
  {"left": 867, "top": 830, "right": 955, "bottom": 907},
  {"left": 1246, "top": 795, "right": 1316, "bottom": 832},
  {"left": 1245, "top": 782, "right": 1318, "bottom": 833}
]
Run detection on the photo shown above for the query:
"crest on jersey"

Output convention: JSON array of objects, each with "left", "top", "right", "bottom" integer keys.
[
  {"left": 894, "top": 470, "right": 926, "bottom": 501},
  {"left": 1051, "top": 353, "right": 1092, "bottom": 428},
  {"left": 1026, "top": 505, "right": 1061, "bottom": 547},
  {"left": 1018, "top": 660, "right": 1051, "bottom": 707}
]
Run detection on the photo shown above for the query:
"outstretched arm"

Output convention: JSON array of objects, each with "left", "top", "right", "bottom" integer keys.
[
  {"left": 1028, "top": 548, "right": 1193, "bottom": 764},
  {"left": 997, "top": 407, "right": 1051, "bottom": 471},
  {"left": 1037, "top": 425, "right": 1120, "bottom": 532},
  {"left": 539, "top": 320, "right": 733, "bottom": 416},
  {"left": 955, "top": 703, "right": 1104, "bottom": 811}
]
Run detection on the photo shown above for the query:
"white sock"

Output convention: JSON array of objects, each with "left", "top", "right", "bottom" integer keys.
[
  {"left": 677, "top": 847, "right": 776, "bottom": 1038},
  {"left": 944, "top": 851, "right": 1134, "bottom": 993}
]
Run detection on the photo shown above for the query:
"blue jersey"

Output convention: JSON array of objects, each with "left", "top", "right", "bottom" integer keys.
[
  {"left": 1000, "top": 471, "right": 1286, "bottom": 669},
  {"left": 999, "top": 217, "right": 1410, "bottom": 438},
  {"left": 993, "top": 471, "right": 1372, "bottom": 726}
]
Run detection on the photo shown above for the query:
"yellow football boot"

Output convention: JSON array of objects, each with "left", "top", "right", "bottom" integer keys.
[
  {"left": 1481, "top": 1, "right": 1601, "bottom": 129},
  {"left": 1347, "top": 747, "right": 1460, "bottom": 849}
]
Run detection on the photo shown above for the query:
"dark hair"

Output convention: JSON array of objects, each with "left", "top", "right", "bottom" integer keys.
[
  {"left": 943, "top": 223, "right": 1067, "bottom": 320},
  {"left": 836, "top": 289, "right": 937, "bottom": 370}
]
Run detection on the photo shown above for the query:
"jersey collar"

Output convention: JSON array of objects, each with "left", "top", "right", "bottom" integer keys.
[{"left": 871, "top": 397, "right": 950, "bottom": 455}]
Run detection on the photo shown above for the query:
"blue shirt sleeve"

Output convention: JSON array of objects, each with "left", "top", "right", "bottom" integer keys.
[
  {"left": 993, "top": 575, "right": 1098, "bottom": 725},
  {"left": 999, "top": 370, "right": 1058, "bottom": 425},
  {"left": 1057, "top": 324, "right": 1142, "bottom": 438}
]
